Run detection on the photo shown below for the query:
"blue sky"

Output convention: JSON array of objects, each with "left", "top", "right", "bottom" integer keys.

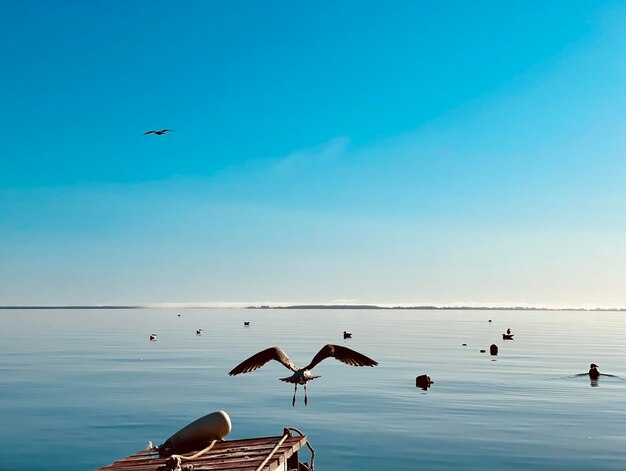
[{"left": 1, "top": 1, "right": 626, "bottom": 306}]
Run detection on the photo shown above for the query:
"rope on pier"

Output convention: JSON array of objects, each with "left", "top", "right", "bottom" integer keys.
[
  {"left": 160, "top": 440, "right": 217, "bottom": 471},
  {"left": 255, "top": 433, "right": 289, "bottom": 471},
  {"left": 254, "top": 427, "right": 315, "bottom": 471}
]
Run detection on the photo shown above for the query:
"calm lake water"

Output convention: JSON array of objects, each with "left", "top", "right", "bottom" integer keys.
[{"left": 1, "top": 308, "right": 626, "bottom": 470}]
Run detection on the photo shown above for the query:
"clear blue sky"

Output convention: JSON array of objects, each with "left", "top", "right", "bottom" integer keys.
[{"left": 1, "top": 1, "right": 625, "bottom": 307}]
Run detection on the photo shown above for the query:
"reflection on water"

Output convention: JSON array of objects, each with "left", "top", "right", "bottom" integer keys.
[{"left": 2, "top": 308, "right": 626, "bottom": 470}]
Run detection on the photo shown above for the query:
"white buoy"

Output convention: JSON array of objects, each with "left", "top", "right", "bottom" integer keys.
[{"left": 161, "top": 410, "right": 232, "bottom": 454}]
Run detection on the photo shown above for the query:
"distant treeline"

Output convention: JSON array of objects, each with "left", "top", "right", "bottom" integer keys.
[{"left": 247, "top": 304, "right": 626, "bottom": 312}]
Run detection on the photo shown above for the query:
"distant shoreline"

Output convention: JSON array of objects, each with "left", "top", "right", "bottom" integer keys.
[
  {"left": 1, "top": 304, "right": 625, "bottom": 312},
  {"left": 0, "top": 306, "right": 140, "bottom": 310}
]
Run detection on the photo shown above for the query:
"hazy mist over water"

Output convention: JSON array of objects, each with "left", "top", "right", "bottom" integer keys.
[{"left": 1, "top": 308, "right": 626, "bottom": 470}]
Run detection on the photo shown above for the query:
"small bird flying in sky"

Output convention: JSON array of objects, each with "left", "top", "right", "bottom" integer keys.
[{"left": 143, "top": 129, "right": 174, "bottom": 135}]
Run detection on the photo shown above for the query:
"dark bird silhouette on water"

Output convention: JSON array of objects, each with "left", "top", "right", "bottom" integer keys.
[
  {"left": 229, "top": 344, "right": 378, "bottom": 406},
  {"left": 196, "top": 329, "right": 203, "bottom": 336},
  {"left": 149, "top": 334, "right": 157, "bottom": 341},
  {"left": 503, "top": 333, "right": 514, "bottom": 340},
  {"left": 416, "top": 374, "right": 433, "bottom": 390},
  {"left": 244, "top": 321, "right": 250, "bottom": 326},
  {"left": 343, "top": 331, "right": 352, "bottom": 339},
  {"left": 144, "top": 129, "right": 174, "bottom": 135},
  {"left": 589, "top": 364, "right": 600, "bottom": 380}
]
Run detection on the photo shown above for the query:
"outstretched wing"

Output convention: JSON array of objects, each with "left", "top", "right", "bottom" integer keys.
[
  {"left": 228, "top": 346, "right": 298, "bottom": 375},
  {"left": 305, "top": 344, "right": 378, "bottom": 370},
  {"left": 143, "top": 131, "right": 156, "bottom": 135}
]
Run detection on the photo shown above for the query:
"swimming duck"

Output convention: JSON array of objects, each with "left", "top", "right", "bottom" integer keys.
[
  {"left": 343, "top": 331, "right": 352, "bottom": 339},
  {"left": 502, "top": 334, "right": 514, "bottom": 340},
  {"left": 196, "top": 329, "right": 203, "bottom": 336},
  {"left": 589, "top": 363, "right": 600, "bottom": 380},
  {"left": 149, "top": 334, "right": 157, "bottom": 341},
  {"left": 416, "top": 374, "right": 433, "bottom": 390}
]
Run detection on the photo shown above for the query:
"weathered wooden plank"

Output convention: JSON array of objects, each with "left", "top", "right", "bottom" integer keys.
[
  {"left": 96, "top": 435, "right": 307, "bottom": 471},
  {"left": 104, "top": 440, "right": 302, "bottom": 467}
]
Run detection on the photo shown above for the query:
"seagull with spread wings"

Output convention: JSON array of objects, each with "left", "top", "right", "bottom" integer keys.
[
  {"left": 143, "top": 129, "right": 174, "bottom": 135},
  {"left": 229, "top": 344, "right": 378, "bottom": 406}
]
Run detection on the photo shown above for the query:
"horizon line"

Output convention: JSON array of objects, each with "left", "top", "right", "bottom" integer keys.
[{"left": 1, "top": 303, "right": 626, "bottom": 312}]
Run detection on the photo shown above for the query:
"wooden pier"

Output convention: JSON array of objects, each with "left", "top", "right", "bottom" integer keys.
[{"left": 97, "top": 428, "right": 313, "bottom": 471}]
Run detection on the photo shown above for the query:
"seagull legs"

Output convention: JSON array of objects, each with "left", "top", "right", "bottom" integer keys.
[
  {"left": 304, "top": 383, "right": 308, "bottom": 406},
  {"left": 292, "top": 384, "right": 297, "bottom": 407}
]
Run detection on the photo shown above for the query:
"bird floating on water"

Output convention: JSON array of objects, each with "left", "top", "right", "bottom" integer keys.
[
  {"left": 343, "top": 331, "right": 352, "bottom": 339},
  {"left": 416, "top": 374, "right": 433, "bottom": 390},
  {"left": 243, "top": 321, "right": 250, "bottom": 326},
  {"left": 589, "top": 363, "right": 600, "bottom": 380},
  {"left": 502, "top": 333, "right": 514, "bottom": 340},
  {"left": 149, "top": 334, "right": 157, "bottom": 341},
  {"left": 144, "top": 129, "right": 174, "bottom": 136},
  {"left": 229, "top": 344, "right": 378, "bottom": 406},
  {"left": 196, "top": 329, "right": 203, "bottom": 336}
]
